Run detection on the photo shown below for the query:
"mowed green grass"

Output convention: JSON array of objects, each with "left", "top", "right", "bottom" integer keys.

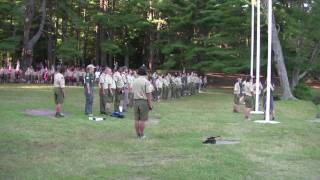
[{"left": 0, "top": 84, "right": 319, "bottom": 180}]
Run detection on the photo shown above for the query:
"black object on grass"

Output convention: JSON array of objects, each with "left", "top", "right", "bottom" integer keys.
[{"left": 203, "top": 136, "right": 221, "bottom": 144}]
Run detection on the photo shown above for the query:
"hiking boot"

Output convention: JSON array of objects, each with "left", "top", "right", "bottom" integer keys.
[{"left": 55, "top": 112, "right": 64, "bottom": 118}]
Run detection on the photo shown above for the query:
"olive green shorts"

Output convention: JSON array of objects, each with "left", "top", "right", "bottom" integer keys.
[
  {"left": 115, "top": 90, "right": 124, "bottom": 102},
  {"left": 234, "top": 94, "right": 240, "bottom": 105},
  {"left": 134, "top": 99, "right": 149, "bottom": 121},
  {"left": 104, "top": 90, "right": 114, "bottom": 103},
  {"left": 54, "top": 88, "right": 64, "bottom": 104},
  {"left": 245, "top": 95, "right": 253, "bottom": 108}
]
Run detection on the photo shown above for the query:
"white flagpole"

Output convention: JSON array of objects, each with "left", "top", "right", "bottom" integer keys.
[
  {"left": 250, "top": 0, "right": 255, "bottom": 77},
  {"left": 252, "top": 0, "right": 264, "bottom": 115},
  {"left": 255, "top": 0, "right": 279, "bottom": 124},
  {"left": 265, "top": 0, "right": 273, "bottom": 122}
]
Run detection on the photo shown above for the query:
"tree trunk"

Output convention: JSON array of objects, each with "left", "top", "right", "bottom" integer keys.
[
  {"left": 47, "top": 3, "right": 54, "bottom": 67},
  {"left": 22, "top": 0, "right": 47, "bottom": 69},
  {"left": 47, "top": 23, "right": 54, "bottom": 67},
  {"left": 62, "top": 14, "right": 68, "bottom": 41},
  {"left": 291, "top": 69, "right": 300, "bottom": 90},
  {"left": 124, "top": 43, "right": 129, "bottom": 67},
  {"left": 271, "top": 13, "right": 295, "bottom": 100},
  {"left": 260, "top": 0, "right": 294, "bottom": 99}
]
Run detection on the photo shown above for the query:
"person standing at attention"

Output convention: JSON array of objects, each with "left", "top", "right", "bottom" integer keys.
[
  {"left": 103, "top": 67, "right": 114, "bottom": 115},
  {"left": 53, "top": 66, "right": 66, "bottom": 118},
  {"left": 99, "top": 67, "right": 107, "bottom": 114},
  {"left": 233, "top": 77, "right": 242, "bottom": 113},
  {"left": 244, "top": 76, "right": 254, "bottom": 120},
  {"left": 84, "top": 64, "right": 95, "bottom": 116},
  {"left": 113, "top": 67, "right": 125, "bottom": 112},
  {"left": 132, "top": 65, "right": 153, "bottom": 139}
]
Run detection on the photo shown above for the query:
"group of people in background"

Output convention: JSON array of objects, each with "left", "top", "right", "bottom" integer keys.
[
  {"left": 150, "top": 72, "right": 207, "bottom": 101},
  {"left": 233, "top": 76, "right": 276, "bottom": 121},
  {"left": 0, "top": 63, "right": 88, "bottom": 85}
]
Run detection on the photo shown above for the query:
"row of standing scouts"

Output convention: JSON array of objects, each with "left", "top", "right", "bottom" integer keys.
[
  {"left": 53, "top": 64, "right": 206, "bottom": 138},
  {"left": 53, "top": 64, "right": 207, "bottom": 118}
]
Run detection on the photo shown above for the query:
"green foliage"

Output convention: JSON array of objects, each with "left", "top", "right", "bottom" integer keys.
[
  {"left": 101, "top": 40, "right": 121, "bottom": 55},
  {"left": 158, "top": 0, "right": 250, "bottom": 72},
  {"left": 293, "top": 82, "right": 313, "bottom": 101},
  {"left": 312, "top": 96, "right": 320, "bottom": 106},
  {"left": 0, "top": 36, "right": 21, "bottom": 53},
  {"left": 277, "top": 1, "right": 320, "bottom": 87},
  {"left": 57, "top": 38, "right": 81, "bottom": 63}
]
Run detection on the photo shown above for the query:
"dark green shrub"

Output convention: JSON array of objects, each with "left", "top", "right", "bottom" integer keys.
[
  {"left": 312, "top": 96, "right": 320, "bottom": 105},
  {"left": 293, "top": 83, "right": 313, "bottom": 101}
]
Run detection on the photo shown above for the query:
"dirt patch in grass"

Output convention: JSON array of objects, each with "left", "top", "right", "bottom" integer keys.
[
  {"left": 147, "top": 116, "right": 161, "bottom": 125},
  {"left": 24, "top": 109, "right": 71, "bottom": 118},
  {"left": 308, "top": 119, "right": 320, "bottom": 123},
  {"left": 215, "top": 140, "right": 240, "bottom": 145}
]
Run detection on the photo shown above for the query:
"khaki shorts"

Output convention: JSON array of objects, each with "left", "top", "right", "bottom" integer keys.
[
  {"left": 234, "top": 94, "right": 240, "bottom": 105},
  {"left": 54, "top": 88, "right": 64, "bottom": 104},
  {"left": 134, "top": 99, "right": 149, "bottom": 121},
  {"left": 245, "top": 95, "right": 253, "bottom": 108}
]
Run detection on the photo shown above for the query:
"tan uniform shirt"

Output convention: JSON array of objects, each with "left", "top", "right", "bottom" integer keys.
[
  {"left": 253, "top": 82, "right": 263, "bottom": 95},
  {"left": 156, "top": 78, "right": 163, "bottom": 89},
  {"left": 132, "top": 76, "right": 153, "bottom": 100},
  {"left": 175, "top": 77, "right": 182, "bottom": 86},
  {"left": 104, "top": 74, "right": 113, "bottom": 90},
  {"left": 111, "top": 77, "right": 116, "bottom": 89},
  {"left": 127, "top": 75, "right": 134, "bottom": 89},
  {"left": 99, "top": 73, "right": 106, "bottom": 89},
  {"left": 234, "top": 82, "right": 241, "bottom": 95},
  {"left": 162, "top": 78, "right": 169, "bottom": 87},
  {"left": 54, "top": 73, "right": 65, "bottom": 88},
  {"left": 113, "top": 72, "right": 124, "bottom": 89},
  {"left": 244, "top": 82, "right": 253, "bottom": 96}
]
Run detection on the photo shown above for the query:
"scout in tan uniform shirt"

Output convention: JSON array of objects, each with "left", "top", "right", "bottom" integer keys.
[
  {"left": 244, "top": 77, "right": 254, "bottom": 120},
  {"left": 233, "top": 78, "right": 242, "bottom": 113},
  {"left": 53, "top": 66, "right": 66, "bottom": 118},
  {"left": 113, "top": 67, "right": 125, "bottom": 112},
  {"left": 99, "top": 69, "right": 107, "bottom": 114},
  {"left": 103, "top": 67, "right": 114, "bottom": 115},
  {"left": 132, "top": 65, "right": 153, "bottom": 139}
]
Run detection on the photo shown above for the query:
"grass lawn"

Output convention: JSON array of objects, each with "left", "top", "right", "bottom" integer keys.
[{"left": 0, "top": 84, "right": 319, "bottom": 180}]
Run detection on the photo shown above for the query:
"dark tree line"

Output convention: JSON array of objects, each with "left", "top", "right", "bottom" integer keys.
[{"left": 0, "top": 0, "right": 319, "bottom": 99}]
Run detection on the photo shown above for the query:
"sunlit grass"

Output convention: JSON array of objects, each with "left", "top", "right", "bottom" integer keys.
[{"left": 0, "top": 84, "right": 319, "bottom": 179}]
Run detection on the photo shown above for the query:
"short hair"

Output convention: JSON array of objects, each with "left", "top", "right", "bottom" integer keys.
[
  {"left": 56, "top": 66, "right": 65, "bottom": 74},
  {"left": 137, "top": 65, "right": 147, "bottom": 75}
]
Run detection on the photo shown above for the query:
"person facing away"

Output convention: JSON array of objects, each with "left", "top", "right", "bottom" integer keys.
[
  {"left": 53, "top": 66, "right": 66, "bottom": 118},
  {"left": 132, "top": 65, "right": 153, "bottom": 139},
  {"left": 84, "top": 64, "right": 95, "bottom": 116}
]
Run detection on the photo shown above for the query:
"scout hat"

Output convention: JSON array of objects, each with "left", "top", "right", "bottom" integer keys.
[{"left": 86, "top": 64, "right": 96, "bottom": 69}]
